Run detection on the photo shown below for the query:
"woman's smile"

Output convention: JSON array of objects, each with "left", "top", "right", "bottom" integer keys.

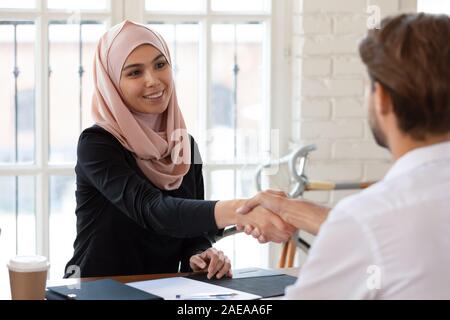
[{"left": 142, "top": 89, "right": 165, "bottom": 102}]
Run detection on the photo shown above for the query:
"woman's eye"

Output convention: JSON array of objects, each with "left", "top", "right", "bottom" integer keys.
[
  {"left": 128, "top": 70, "right": 141, "bottom": 77},
  {"left": 156, "top": 61, "right": 166, "bottom": 69}
]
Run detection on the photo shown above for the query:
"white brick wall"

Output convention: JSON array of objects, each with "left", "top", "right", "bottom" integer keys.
[
  {"left": 333, "top": 98, "right": 367, "bottom": 118},
  {"left": 332, "top": 141, "right": 391, "bottom": 159},
  {"left": 302, "top": 58, "right": 331, "bottom": 76},
  {"left": 288, "top": 0, "right": 417, "bottom": 265},
  {"left": 291, "top": 0, "right": 417, "bottom": 188},
  {"left": 333, "top": 15, "right": 368, "bottom": 34},
  {"left": 302, "top": 78, "right": 364, "bottom": 97},
  {"left": 302, "top": 35, "right": 363, "bottom": 55},
  {"left": 298, "top": 98, "right": 331, "bottom": 118},
  {"left": 300, "top": 120, "right": 365, "bottom": 139},
  {"left": 332, "top": 56, "right": 366, "bottom": 76}
]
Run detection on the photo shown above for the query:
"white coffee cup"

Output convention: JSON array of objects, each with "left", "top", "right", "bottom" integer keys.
[{"left": 7, "top": 255, "right": 50, "bottom": 300}]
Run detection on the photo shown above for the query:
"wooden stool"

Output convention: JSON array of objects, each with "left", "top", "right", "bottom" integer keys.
[{"left": 278, "top": 238, "right": 297, "bottom": 268}]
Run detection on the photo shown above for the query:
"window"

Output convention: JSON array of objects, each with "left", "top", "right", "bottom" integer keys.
[
  {"left": 0, "top": 1, "right": 110, "bottom": 279},
  {"left": 0, "top": 176, "right": 36, "bottom": 262},
  {"left": 0, "top": 22, "right": 35, "bottom": 164},
  {"left": 0, "top": 0, "right": 289, "bottom": 278},
  {"left": 48, "top": 22, "right": 105, "bottom": 163},
  {"left": 0, "top": 0, "right": 36, "bottom": 9}
]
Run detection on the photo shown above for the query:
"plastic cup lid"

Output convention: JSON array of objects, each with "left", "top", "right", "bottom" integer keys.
[{"left": 7, "top": 255, "right": 50, "bottom": 273}]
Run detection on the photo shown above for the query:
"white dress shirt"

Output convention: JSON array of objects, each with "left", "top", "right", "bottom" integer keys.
[{"left": 285, "top": 141, "right": 450, "bottom": 299}]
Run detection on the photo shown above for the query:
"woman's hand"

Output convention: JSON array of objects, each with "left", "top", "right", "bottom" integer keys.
[
  {"left": 236, "top": 205, "right": 296, "bottom": 243},
  {"left": 213, "top": 195, "right": 295, "bottom": 243},
  {"left": 236, "top": 189, "right": 294, "bottom": 243},
  {"left": 189, "top": 248, "right": 232, "bottom": 279},
  {"left": 236, "top": 189, "right": 330, "bottom": 237}
]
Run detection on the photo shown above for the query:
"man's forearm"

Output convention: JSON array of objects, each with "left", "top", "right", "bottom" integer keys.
[{"left": 280, "top": 198, "right": 330, "bottom": 235}]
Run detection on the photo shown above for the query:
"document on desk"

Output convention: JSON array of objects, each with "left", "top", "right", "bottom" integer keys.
[{"left": 126, "top": 277, "right": 261, "bottom": 300}]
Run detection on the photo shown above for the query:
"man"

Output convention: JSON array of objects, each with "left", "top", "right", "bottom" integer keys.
[{"left": 237, "top": 13, "right": 450, "bottom": 299}]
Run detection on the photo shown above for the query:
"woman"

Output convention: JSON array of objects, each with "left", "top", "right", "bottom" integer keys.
[{"left": 65, "top": 20, "right": 292, "bottom": 279}]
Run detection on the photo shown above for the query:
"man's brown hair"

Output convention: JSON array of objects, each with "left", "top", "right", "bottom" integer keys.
[{"left": 359, "top": 13, "right": 450, "bottom": 140}]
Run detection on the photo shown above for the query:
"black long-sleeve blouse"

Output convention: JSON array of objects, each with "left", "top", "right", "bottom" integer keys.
[{"left": 64, "top": 125, "right": 219, "bottom": 278}]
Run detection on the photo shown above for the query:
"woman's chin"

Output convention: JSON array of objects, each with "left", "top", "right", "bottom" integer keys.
[{"left": 135, "top": 102, "right": 168, "bottom": 114}]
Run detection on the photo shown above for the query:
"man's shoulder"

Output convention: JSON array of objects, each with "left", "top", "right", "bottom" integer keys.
[{"left": 330, "top": 181, "right": 391, "bottom": 221}]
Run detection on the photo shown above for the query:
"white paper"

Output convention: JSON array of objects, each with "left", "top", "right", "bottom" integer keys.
[{"left": 126, "top": 277, "right": 261, "bottom": 300}]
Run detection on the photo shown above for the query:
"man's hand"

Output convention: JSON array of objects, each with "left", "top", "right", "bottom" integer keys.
[
  {"left": 189, "top": 247, "right": 232, "bottom": 279},
  {"left": 236, "top": 190, "right": 289, "bottom": 242},
  {"left": 235, "top": 202, "right": 296, "bottom": 244},
  {"left": 237, "top": 190, "right": 330, "bottom": 237},
  {"left": 237, "top": 189, "right": 287, "bottom": 217}
]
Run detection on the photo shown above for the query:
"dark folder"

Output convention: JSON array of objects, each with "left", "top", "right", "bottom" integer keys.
[
  {"left": 186, "top": 268, "right": 297, "bottom": 298},
  {"left": 46, "top": 279, "right": 163, "bottom": 300}
]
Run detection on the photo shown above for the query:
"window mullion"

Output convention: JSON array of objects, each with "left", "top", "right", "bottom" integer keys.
[
  {"left": 0, "top": 11, "right": 39, "bottom": 20},
  {"left": 267, "top": 0, "right": 291, "bottom": 268},
  {"left": 123, "top": 0, "right": 144, "bottom": 23},
  {"left": 199, "top": 1, "right": 211, "bottom": 200},
  {"left": 0, "top": 166, "right": 74, "bottom": 176},
  {"left": 12, "top": 23, "right": 19, "bottom": 163},
  {"left": 12, "top": 23, "right": 19, "bottom": 254},
  {"left": 35, "top": 0, "right": 50, "bottom": 258},
  {"left": 270, "top": 0, "right": 290, "bottom": 157},
  {"left": 262, "top": 12, "right": 272, "bottom": 184},
  {"left": 109, "top": 0, "right": 124, "bottom": 27},
  {"left": 231, "top": 23, "right": 239, "bottom": 199}
]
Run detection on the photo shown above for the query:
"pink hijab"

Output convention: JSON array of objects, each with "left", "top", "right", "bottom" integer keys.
[{"left": 91, "top": 20, "right": 191, "bottom": 190}]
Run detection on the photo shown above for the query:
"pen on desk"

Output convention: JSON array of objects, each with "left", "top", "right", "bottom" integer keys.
[
  {"left": 204, "top": 293, "right": 239, "bottom": 297},
  {"left": 176, "top": 292, "right": 239, "bottom": 299}
]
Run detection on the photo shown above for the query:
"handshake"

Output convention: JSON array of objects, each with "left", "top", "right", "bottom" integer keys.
[{"left": 229, "top": 190, "right": 330, "bottom": 243}]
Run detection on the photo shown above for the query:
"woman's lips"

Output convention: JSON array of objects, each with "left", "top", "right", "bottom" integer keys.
[{"left": 142, "top": 90, "right": 164, "bottom": 101}]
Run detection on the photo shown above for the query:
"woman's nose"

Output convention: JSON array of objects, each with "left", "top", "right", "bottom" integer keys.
[{"left": 144, "top": 70, "right": 158, "bottom": 87}]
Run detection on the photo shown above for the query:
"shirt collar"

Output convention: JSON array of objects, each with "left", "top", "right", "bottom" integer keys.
[{"left": 384, "top": 141, "right": 450, "bottom": 181}]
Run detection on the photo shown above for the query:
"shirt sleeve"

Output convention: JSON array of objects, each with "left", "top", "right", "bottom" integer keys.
[
  {"left": 76, "top": 129, "right": 219, "bottom": 238},
  {"left": 284, "top": 211, "right": 380, "bottom": 299},
  {"left": 179, "top": 236, "right": 212, "bottom": 272}
]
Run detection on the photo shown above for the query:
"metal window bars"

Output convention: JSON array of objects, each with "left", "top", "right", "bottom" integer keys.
[
  {"left": 48, "top": 20, "right": 99, "bottom": 134},
  {"left": 1, "top": 20, "right": 100, "bottom": 254},
  {"left": 0, "top": 20, "right": 34, "bottom": 254}
]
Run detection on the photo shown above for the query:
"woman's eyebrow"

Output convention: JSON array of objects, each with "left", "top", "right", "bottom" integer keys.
[{"left": 122, "top": 54, "right": 165, "bottom": 72}]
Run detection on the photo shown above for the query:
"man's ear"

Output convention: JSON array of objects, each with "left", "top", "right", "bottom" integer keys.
[{"left": 373, "top": 82, "right": 393, "bottom": 116}]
